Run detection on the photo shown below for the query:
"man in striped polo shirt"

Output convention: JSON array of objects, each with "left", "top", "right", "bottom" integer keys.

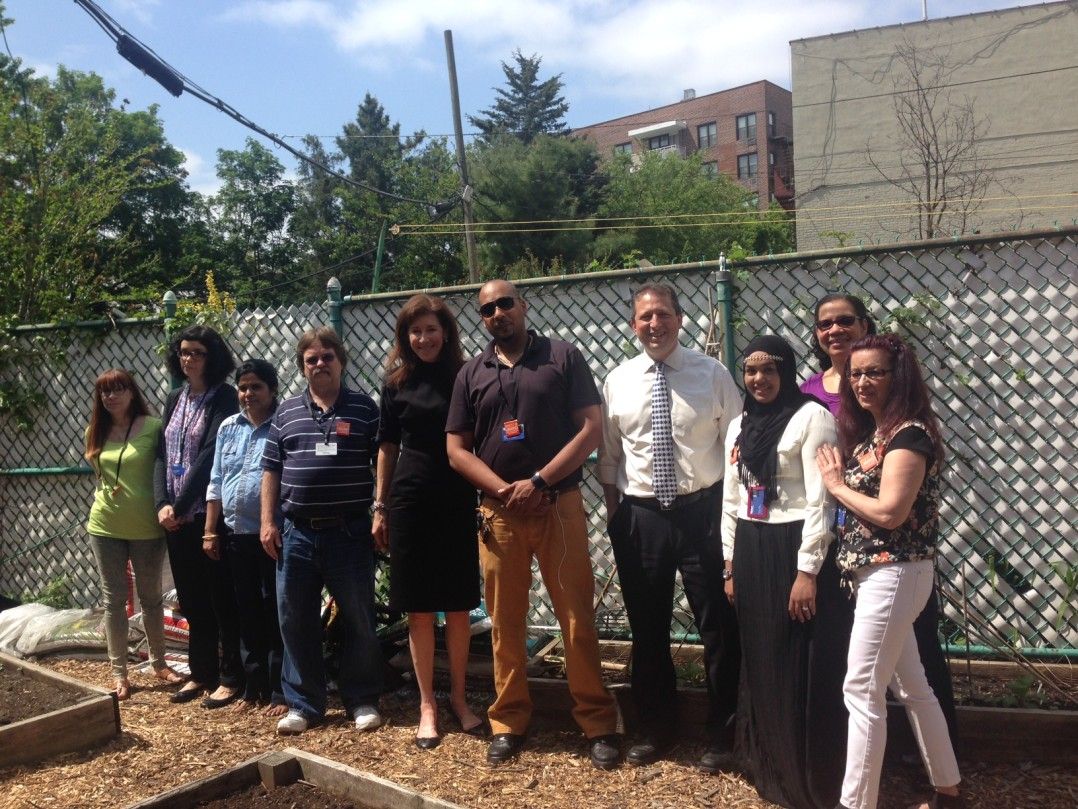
[{"left": 260, "top": 326, "right": 384, "bottom": 735}]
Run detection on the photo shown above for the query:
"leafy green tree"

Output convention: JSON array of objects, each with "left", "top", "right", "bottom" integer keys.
[
  {"left": 594, "top": 151, "right": 792, "bottom": 264},
  {"left": 209, "top": 138, "right": 298, "bottom": 305},
  {"left": 470, "top": 134, "right": 603, "bottom": 275},
  {"left": 469, "top": 51, "right": 569, "bottom": 144}
]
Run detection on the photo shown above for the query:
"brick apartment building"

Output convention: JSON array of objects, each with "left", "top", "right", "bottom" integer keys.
[{"left": 572, "top": 80, "right": 794, "bottom": 212}]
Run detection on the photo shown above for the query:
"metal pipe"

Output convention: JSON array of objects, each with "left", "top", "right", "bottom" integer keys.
[
  {"left": 715, "top": 252, "right": 737, "bottom": 370},
  {"left": 326, "top": 276, "right": 343, "bottom": 337},
  {"left": 0, "top": 466, "right": 93, "bottom": 476}
]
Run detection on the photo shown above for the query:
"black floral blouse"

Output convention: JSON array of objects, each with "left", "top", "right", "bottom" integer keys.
[{"left": 835, "top": 420, "right": 940, "bottom": 576}]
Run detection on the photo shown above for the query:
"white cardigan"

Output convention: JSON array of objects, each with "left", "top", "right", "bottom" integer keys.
[{"left": 721, "top": 401, "right": 838, "bottom": 575}]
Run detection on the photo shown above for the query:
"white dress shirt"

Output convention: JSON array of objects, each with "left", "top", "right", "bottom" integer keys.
[
  {"left": 598, "top": 344, "right": 742, "bottom": 497},
  {"left": 720, "top": 401, "right": 838, "bottom": 574}
]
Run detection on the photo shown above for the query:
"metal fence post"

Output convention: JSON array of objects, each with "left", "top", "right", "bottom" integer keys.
[
  {"left": 162, "top": 290, "right": 182, "bottom": 390},
  {"left": 716, "top": 253, "right": 736, "bottom": 370},
  {"left": 326, "top": 276, "right": 343, "bottom": 337}
]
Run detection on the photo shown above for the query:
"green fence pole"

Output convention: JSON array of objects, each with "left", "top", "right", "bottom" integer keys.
[
  {"left": 371, "top": 221, "right": 388, "bottom": 293},
  {"left": 716, "top": 252, "right": 736, "bottom": 370},
  {"left": 326, "top": 276, "right": 343, "bottom": 337},
  {"left": 162, "top": 290, "right": 182, "bottom": 390}
]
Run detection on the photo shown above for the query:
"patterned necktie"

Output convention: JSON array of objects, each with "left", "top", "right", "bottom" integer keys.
[{"left": 651, "top": 361, "right": 676, "bottom": 506}]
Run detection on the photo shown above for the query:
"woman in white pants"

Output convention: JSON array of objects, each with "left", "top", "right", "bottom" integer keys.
[{"left": 816, "top": 333, "right": 963, "bottom": 809}]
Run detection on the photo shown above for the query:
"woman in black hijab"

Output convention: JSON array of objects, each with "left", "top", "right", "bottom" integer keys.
[{"left": 720, "top": 335, "right": 846, "bottom": 809}]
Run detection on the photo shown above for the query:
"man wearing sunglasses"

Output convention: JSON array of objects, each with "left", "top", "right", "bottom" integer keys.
[
  {"left": 260, "top": 326, "right": 384, "bottom": 737},
  {"left": 447, "top": 280, "right": 620, "bottom": 770},
  {"left": 598, "top": 283, "right": 742, "bottom": 773}
]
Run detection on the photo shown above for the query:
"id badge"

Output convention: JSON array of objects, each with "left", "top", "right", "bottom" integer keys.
[
  {"left": 747, "top": 485, "right": 769, "bottom": 520},
  {"left": 501, "top": 419, "right": 526, "bottom": 442},
  {"left": 857, "top": 449, "right": 879, "bottom": 472},
  {"left": 170, "top": 463, "right": 186, "bottom": 477},
  {"left": 315, "top": 441, "right": 338, "bottom": 456},
  {"left": 836, "top": 506, "right": 847, "bottom": 530},
  {"left": 335, "top": 421, "right": 351, "bottom": 437}
]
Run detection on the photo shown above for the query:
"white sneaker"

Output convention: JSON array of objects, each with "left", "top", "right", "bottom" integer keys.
[
  {"left": 276, "top": 710, "right": 309, "bottom": 736},
  {"left": 353, "top": 704, "right": 383, "bottom": 732}
]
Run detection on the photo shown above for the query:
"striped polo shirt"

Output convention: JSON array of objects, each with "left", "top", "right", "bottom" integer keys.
[{"left": 261, "top": 386, "right": 379, "bottom": 518}]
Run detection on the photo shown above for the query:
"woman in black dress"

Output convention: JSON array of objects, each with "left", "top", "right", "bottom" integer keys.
[
  {"left": 372, "top": 294, "right": 483, "bottom": 750},
  {"left": 721, "top": 335, "right": 846, "bottom": 808}
]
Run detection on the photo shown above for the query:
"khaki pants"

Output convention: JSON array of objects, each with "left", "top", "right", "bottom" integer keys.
[{"left": 478, "top": 488, "right": 617, "bottom": 738}]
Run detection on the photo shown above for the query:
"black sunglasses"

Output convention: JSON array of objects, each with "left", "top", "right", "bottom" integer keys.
[
  {"left": 815, "top": 314, "right": 861, "bottom": 331},
  {"left": 479, "top": 296, "right": 517, "bottom": 318}
]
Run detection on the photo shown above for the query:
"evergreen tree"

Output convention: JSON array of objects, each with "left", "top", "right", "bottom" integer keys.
[{"left": 469, "top": 51, "right": 569, "bottom": 144}]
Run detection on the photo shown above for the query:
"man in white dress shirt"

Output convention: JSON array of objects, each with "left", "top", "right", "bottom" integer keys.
[{"left": 598, "top": 283, "right": 742, "bottom": 773}]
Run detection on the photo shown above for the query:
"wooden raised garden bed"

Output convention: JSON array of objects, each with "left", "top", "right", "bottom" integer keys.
[
  {"left": 0, "top": 651, "right": 120, "bottom": 769},
  {"left": 127, "top": 747, "right": 466, "bottom": 809}
]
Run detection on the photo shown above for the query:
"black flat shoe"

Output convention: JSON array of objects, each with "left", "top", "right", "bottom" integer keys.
[
  {"left": 697, "top": 744, "right": 734, "bottom": 775},
  {"left": 169, "top": 685, "right": 206, "bottom": 704},
  {"left": 486, "top": 732, "right": 526, "bottom": 765},
  {"left": 415, "top": 733, "right": 442, "bottom": 750},
  {"left": 202, "top": 689, "right": 242, "bottom": 709},
  {"left": 626, "top": 735, "right": 673, "bottom": 767},
  {"left": 588, "top": 734, "right": 622, "bottom": 770}
]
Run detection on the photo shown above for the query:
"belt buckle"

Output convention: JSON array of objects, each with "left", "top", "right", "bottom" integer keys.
[{"left": 659, "top": 497, "right": 677, "bottom": 511}]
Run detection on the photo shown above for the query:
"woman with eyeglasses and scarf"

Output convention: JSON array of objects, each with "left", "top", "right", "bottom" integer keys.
[
  {"left": 816, "top": 333, "right": 964, "bottom": 809},
  {"left": 154, "top": 324, "right": 241, "bottom": 707},
  {"left": 721, "top": 335, "right": 845, "bottom": 809},
  {"left": 803, "top": 294, "right": 957, "bottom": 751}
]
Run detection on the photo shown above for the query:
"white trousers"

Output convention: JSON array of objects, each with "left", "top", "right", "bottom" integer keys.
[{"left": 840, "top": 560, "right": 961, "bottom": 809}]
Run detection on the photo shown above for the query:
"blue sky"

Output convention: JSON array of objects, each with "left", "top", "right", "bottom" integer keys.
[{"left": 6, "top": 1, "right": 1047, "bottom": 194}]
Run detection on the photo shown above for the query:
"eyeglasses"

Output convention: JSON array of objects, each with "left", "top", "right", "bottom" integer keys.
[
  {"left": 847, "top": 368, "right": 891, "bottom": 381},
  {"left": 478, "top": 296, "right": 517, "bottom": 318},
  {"left": 303, "top": 352, "right": 337, "bottom": 367},
  {"left": 179, "top": 349, "right": 208, "bottom": 360},
  {"left": 815, "top": 315, "right": 861, "bottom": 331},
  {"left": 100, "top": 387, "right": 129, "bottom": 398}
]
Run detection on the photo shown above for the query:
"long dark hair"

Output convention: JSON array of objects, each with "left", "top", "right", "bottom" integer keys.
[
  {"left": 384, "top": 294, "right": 464, "bottom": 390},
  {"left": 810, "top": 293, "right": 877, "bottom": 370},
  {"left": 837, "top": 333, "right": 944, "bottom": 466},
  {"left": 85, "top": 369, "right": 152, "bottom": 468},
  {"left": 166, "top": 325, "right": 236, "bottom": 386}
]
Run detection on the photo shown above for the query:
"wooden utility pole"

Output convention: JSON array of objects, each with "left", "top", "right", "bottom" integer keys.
[{"left": 444, "top": 29, "right": 480, "bottom": 283}]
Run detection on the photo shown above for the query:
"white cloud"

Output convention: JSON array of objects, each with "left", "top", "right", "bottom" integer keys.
[
  {"left": 112, "top": 0, "right": 161, "bottom": 26},
  {"left": 179, "top": 147, "right": 222, "bottom": 197}
]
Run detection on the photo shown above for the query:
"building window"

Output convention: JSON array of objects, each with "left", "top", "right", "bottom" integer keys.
[
  {"left": 647, "top": 133, "right": 671, "bottom": 150},
  {"left": 613, "top": 142, "right": 632, "bottom": 156},
  {"left": 697, "top": 121, "right": 717, "bottom": 149},
  {"left": 736, "top": 113, "right": 757, "bottom": 142},
  {"left": 768, "top": 111, "right": 776, "bottom": 137},
  {"left": 702, "top": 161, "right": 718, "bottom": 178},
  {"left": 738, "top": 153, "right": 758, "bottom": 181}
]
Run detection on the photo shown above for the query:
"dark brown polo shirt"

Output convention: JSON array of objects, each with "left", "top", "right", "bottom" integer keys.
[{"left": 446, "top": 331, "right": 600, "bottom": 487}]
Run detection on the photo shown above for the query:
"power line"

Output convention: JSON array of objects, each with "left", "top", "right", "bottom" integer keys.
[{"left": 71, "top": 0, "right": 447, "bottom": 211}]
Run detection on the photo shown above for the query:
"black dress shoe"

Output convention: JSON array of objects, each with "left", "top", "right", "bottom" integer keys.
[
  {"left": 626, "top": 735, "right": 672, "bottom": 767},
  {"left": 169, "top": 685, "right": 206, "bottom": 704},
  {"left": 415, "top": 733, "right": 442, "bottom": 750},
  {"left": 202, "top": 689, "right": 242, "bottom": 709},
  {"left": 697, "top": 743, "right": 734, "bottom": 775},
  {"left": 486, "top": 733, "right": 526, "bottom": 765},
  {"left": 588, "top": 734, "right": 622, "bottom": 770}
]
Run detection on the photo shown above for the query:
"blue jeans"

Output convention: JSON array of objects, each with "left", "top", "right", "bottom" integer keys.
[{"left": 277, "top": 515, "right": 383, "bottom": 720}]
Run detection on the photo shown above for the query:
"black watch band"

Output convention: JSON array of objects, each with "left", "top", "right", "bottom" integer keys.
[{"left": 530, "top": 472, "right": 548, "bottom": 489}]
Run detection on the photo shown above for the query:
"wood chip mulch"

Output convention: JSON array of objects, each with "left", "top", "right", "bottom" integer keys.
[{"left": 1, "top": 659, "right": 1075, "bottom": 809}]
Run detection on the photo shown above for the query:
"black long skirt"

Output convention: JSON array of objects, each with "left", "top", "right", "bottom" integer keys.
[{"left": 733, "top": 519, "right": 850, "bottom": 809}]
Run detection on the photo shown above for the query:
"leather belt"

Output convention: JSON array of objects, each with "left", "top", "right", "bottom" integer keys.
[
  {"left": 624, "top": 483, "right": 719, "bottom": 512},
  {"left": 290, "top": 514, "right": 361, "bottom": 530}
]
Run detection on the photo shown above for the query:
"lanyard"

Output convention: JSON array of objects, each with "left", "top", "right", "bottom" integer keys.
[
  {"left": 176, "top": 385, "right": 210, "bottom": 461},
  {"left": 99, "top": 418, "right": 134, "bottom": 497},
  {"left": 306, "top": 390, "right": 337, "bottom": 442},
  {"left": 494, "top": 336, "right": 530, "bottom": 420}
]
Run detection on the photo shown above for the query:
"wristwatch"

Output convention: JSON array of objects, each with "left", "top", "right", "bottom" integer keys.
[
  {"left": 371, "top": 500, "right": 387, "bottom": 513},
  {"left": 721, "top": 569, "right": 733, "bottom": 581},
  {"left": 530, "top": 472, "right": 548, "bottom": 490}
]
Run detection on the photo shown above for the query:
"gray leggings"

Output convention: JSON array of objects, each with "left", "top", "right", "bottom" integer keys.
[{"left": 89, "top": 534, "right": 168, "bottom": 679}]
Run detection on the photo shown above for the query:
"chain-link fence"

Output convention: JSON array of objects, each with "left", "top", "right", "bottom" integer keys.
[{"left": 1, "top": 229, "right": 1074, "bottom": 655}]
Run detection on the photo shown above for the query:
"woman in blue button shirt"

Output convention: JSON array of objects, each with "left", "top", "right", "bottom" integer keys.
[{"left": 204, "top": 359, "right": 286, "bottom": 715}]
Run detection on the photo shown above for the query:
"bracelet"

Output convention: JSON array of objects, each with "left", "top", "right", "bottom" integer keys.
[
  {"left": 372, "top": 501, "right": 387, "bottom": 513},
  {"left": 202, "top": 533, "right": 220, "bottom": 540}
]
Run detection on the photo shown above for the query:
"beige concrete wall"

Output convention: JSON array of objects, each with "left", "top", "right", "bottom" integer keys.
[{"left": 791, "top": 1, "right": 1078, "bottom": 250}]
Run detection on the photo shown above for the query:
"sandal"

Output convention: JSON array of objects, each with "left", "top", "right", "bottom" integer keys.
[
  {"left": 910, "top": 791, "right": 966, "bottom": 809},
  {"left": 153, "top": 665, "right": 185, "bottom": 685},
  {"left": 115, "top": 679, "right": 131, "bottom": 701}
]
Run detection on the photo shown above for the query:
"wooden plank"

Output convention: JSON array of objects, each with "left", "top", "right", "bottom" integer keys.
[
  {"left": 125, "top": 758, "right": 262, "bottom": 808},
  {"left": 0, "top": 694, "right": 120, "bottom": 769},
  {"left": 257, "top": 750, "right": 302, "bottom": 790},
  {"left": 0, "top": 651, "right": 113, "bottom": 696},
  {"left": 286, "top": 748, "right": 465, "bottom": 809}
]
